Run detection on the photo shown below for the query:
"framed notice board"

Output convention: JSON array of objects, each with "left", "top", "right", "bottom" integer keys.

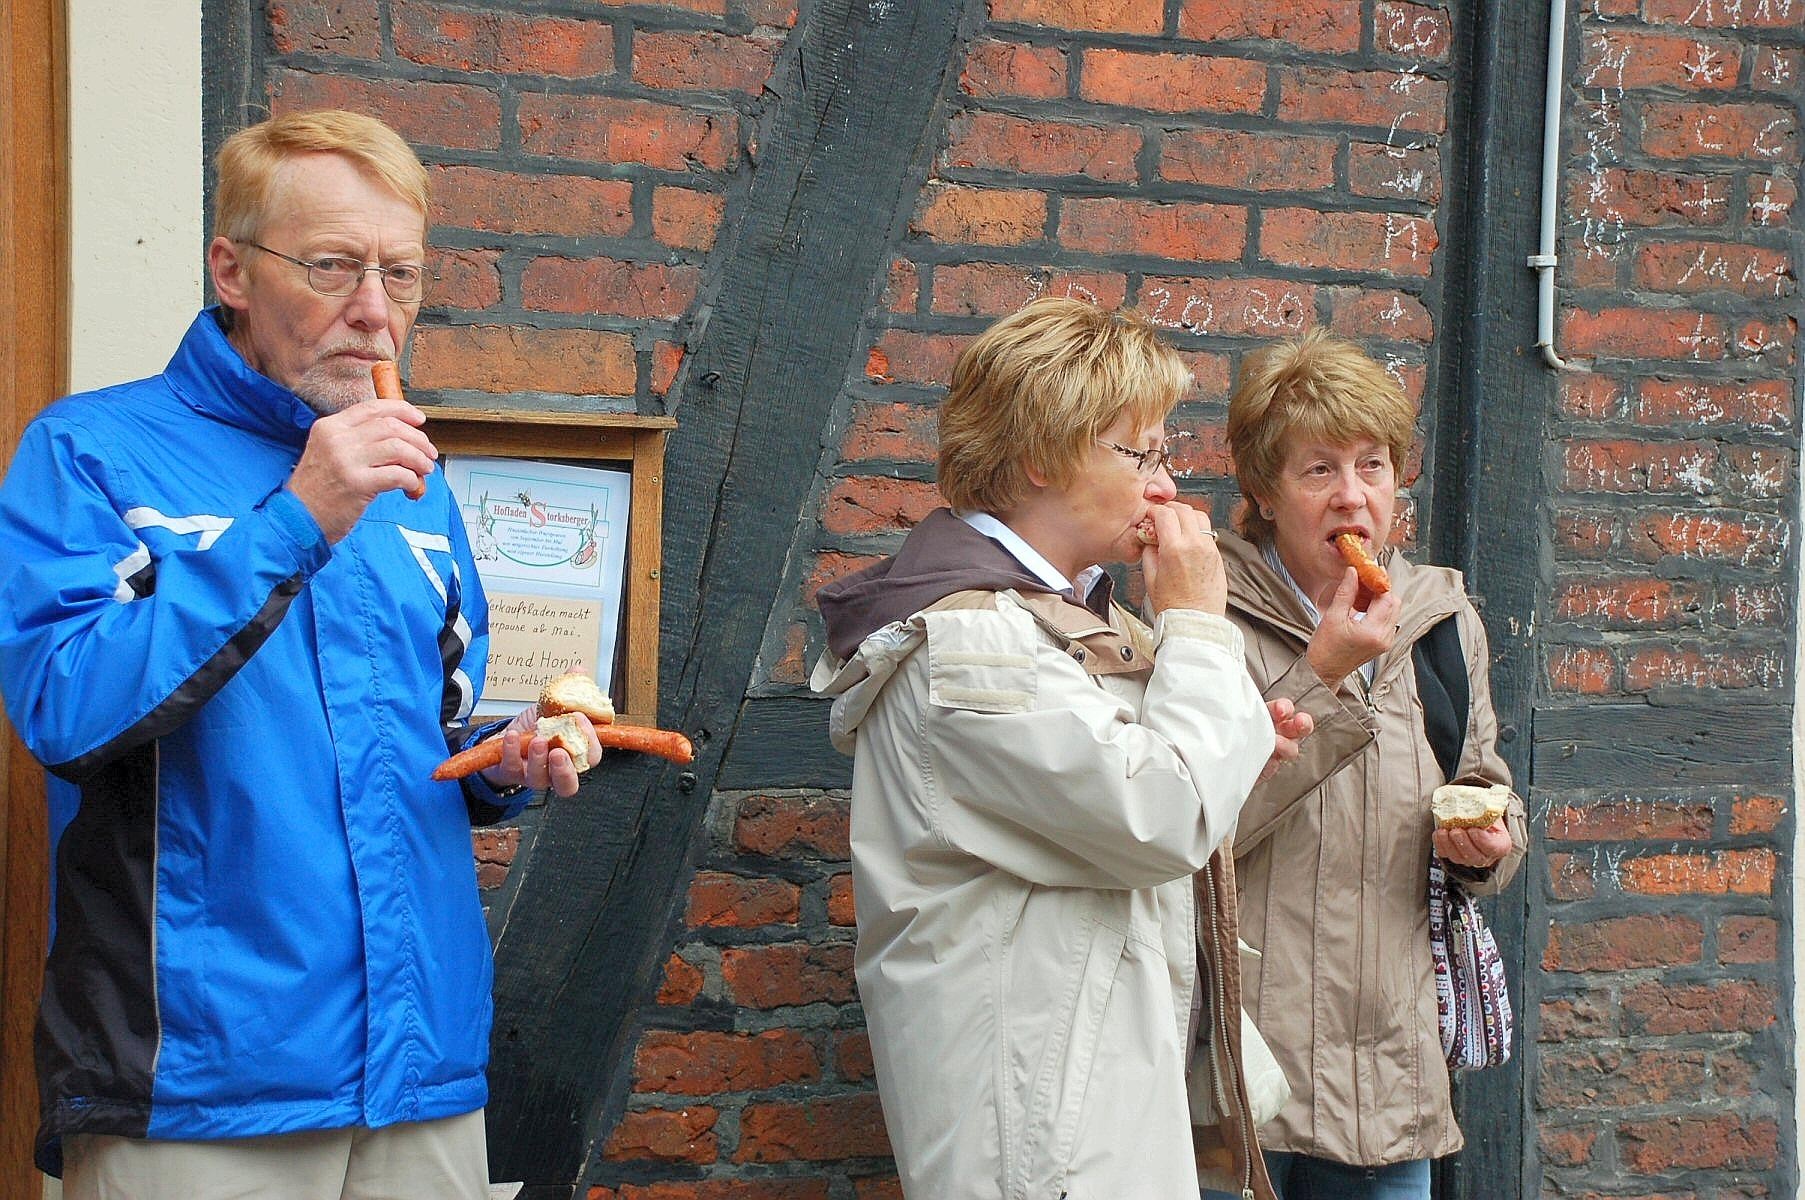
[{"left": 419, "top": 407, "right": 675, "bottom": 725}]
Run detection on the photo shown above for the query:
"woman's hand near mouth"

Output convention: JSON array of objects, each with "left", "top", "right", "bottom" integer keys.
[
  {"left": 1305, "top": 566, "right": 1402, "bottom": 689},
  {"left": 1140, "top": 502, "right": 1226, "bottom": 617}
]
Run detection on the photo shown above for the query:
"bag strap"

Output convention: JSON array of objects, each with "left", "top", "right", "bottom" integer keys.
[{"left": 1412, "top": 613, "right": 1469, "bottom": 781}]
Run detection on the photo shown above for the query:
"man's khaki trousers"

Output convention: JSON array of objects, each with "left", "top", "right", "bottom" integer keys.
[{"left": 61, "top": 1108, "right": 487, "bottom": 1200}]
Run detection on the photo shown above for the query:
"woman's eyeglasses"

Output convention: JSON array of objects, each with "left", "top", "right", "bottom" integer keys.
[{"left": 1096, "top": 439, "right": 1173, "bottom": 477}]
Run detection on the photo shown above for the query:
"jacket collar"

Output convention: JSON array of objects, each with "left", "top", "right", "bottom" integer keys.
[
  {"left": 816, "top": 508, "right": 1061, "bottom": 660},
  {"left": 162, "top": 308, "right": 320, "bottom": 449},
  {"left": 1010, "top": 587, "right": 1154, "bottom": 676}
]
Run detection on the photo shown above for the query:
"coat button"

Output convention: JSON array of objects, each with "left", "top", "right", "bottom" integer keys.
[
  {"left": 1071, "top": 647, "right": 1086, "bottom": 662},
  {"left": 1120, "top": 646, "right": 1135, "bottom": 661}
]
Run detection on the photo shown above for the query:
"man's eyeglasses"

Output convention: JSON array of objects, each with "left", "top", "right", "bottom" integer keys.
[
  {"left": 242, "top": 242, "right": 426, "bottom": 303},
  {"left": 1097, "top": 438, "right": 1173, "bottom": 477}
]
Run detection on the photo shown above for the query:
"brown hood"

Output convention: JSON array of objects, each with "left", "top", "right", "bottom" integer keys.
[{"left": 817, "top": 507, "right": 1081, "bottom": 660}]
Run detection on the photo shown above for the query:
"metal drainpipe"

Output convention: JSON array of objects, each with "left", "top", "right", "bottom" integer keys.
[{"left": 1530, "top": 0, "right": 1585, "bottom": 371}]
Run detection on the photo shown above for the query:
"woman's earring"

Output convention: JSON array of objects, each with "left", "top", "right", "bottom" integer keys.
[{"left": 1259, "top": 504, "right": 1275, "bottom": 520}]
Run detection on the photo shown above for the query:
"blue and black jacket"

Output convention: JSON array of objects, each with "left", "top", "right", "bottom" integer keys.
[{"left": 0, "top": 310, "right": 525, "bottom": 1175}]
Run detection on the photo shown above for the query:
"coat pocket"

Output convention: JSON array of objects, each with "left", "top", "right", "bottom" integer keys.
[
  {"left": 923, "top": 609, "right": 1038, "bottom": 715},
  {"left": 1008, "top": 916, "right": 1129, "bottom": 1199}
]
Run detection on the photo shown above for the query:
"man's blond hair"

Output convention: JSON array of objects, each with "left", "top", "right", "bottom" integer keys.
[
  {"left": 213, "top": 110, "right": 429, "bottom": 243},
  {"left": 1227, "top": 327, "right": 1416, "bottom": 542},
  {"left": 938, "top": 297, "right": 1191, "bottom": 514}
]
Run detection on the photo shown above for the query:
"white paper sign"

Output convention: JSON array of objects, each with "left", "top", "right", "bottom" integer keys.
[{"left": 443, "top": 456, "right": 632, "bottom": 716}]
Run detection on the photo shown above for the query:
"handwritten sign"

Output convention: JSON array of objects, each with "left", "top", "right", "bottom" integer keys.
[
  {"left": 444, "top": 455, "right": 633, "bottom": 716},
  {"left": 483, "top": 593, "right": 602, "bottom": 704}
]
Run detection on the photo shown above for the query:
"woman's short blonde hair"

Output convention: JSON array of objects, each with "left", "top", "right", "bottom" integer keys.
[
  {"left": 1227, "top": 328, "right": 1416, "bottom": 542},
  {"left": 938, "top": 297, "right": 1192, "bottom": 514},
  {"left": 214, "top": 110, "right": 429, "bottom": 244}
]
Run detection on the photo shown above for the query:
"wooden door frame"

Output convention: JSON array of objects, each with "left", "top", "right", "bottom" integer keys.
[{"left": 2, "top": 0, "right": 68, "bottom": 1191}]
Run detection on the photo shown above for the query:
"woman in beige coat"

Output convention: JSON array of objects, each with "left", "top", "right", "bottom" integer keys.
[
  {"left": 1205, "top": 330, "right": 1528, "bottom": 1200},
  {"left": 813, "top": 298, "right": 1306, "bottom": 1199}
]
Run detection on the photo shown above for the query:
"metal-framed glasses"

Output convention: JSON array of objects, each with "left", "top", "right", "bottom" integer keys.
[
  {"left": 1096, "top": 438, "right": 1173, "bottom": 477},
  {"left": 242, "top": 242, "right": 426, "bottom": 303}
]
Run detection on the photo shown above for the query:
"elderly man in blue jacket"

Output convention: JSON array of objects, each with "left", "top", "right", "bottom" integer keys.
[{"left": 0, "top": 110, "right": 599, "bottom": 1199}]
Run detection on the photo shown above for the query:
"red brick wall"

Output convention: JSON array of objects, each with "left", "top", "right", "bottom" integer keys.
[
  {"left": 248, "top": 0, "right": 1801, "bottom": 1194},
  {"left": 268, "top": 0, "right": 791, "bottom": 408},
  {"left": 768, "top": 0, "right": 1455, "bottom": 688},
  {"left": 1536, "top": 2, "right": 1799, "bottom": 1195},
  {"left": 588, "top": 789, "right": 889, "bottom": 1196}
]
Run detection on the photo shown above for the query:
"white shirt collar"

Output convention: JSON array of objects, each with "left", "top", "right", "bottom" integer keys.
[{"left": 958, "top": 510, "right": 1105, "bottom": 601}]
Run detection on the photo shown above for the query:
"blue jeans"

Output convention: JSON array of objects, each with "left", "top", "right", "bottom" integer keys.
[{"left": 1205, "top": 1151, "right": 1431, "bottom": 1200}]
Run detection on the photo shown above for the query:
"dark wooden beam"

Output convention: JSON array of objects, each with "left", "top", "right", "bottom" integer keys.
[
  {"left": 1428, "top": 1, "right": 1550, "bottom": 1196},
  {"left": 200, "top": 0, "right": 262, "bottom": 297},
  {"left": 483, "top": 0, "right": 980, "bottom": 1184},
  {"left": 1533, "top": 703, "right": 1793, "bottom": 791},
  {"left": 718, "top": 697, "right": 848, "bottom": 791}
]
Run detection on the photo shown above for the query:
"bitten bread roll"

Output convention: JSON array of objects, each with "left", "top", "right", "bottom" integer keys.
[
  {"left": 535, "top": 713, "right": 592, "bottom": 772},
  {"left": 540, "top": 672, "right": 616, "bottom": 725},
  {"left": 1431, "top": 782, "right": 1511, "bottom": 829}
]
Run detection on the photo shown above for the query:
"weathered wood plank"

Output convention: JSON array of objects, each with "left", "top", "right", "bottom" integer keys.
[
  {"left": 1532, "top": 703, "right": 1793, "bottom": 791},
  {"left": 718, "top": 697, "right": 849, "bottom": 791},
  {"left": 483, "top": 0, "right": 978, "bottom": 1184},
  {"left": 1, "top": 0, "right": 66, "bottom": 1187},
  {"left": 199, "top": 0, "right": 258, "bottom": 259}
]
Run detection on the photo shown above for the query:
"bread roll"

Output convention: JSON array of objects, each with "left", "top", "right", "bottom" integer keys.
[
  {"left": 540, "top": 672, "right": 615, "bottom": 725},
  {"left": 535, "top": 713, "right": 593, "bottom": 772},
  {"left": 1430, "top": 782, "right": 1510, "bottom": 830}
]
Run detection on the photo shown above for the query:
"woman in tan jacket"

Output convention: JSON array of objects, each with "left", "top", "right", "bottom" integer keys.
[{"left": 1204, "top": 330, "right": 1528, "bottom": 1200}]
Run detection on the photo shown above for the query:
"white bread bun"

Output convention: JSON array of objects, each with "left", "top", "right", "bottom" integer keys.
[
  {"left": 540, "top": 672, "right": 615, "bottom": 725},
  {"left": 535, "top": 713, "right": 593, "bottom": 772},
  {"left": 1431, "top": 782, "right": 1511, "bottom": 829}
]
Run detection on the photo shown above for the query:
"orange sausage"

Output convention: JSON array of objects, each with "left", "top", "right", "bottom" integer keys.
[
  {"left": 371, "top": 359, "right": 402, "bottom": 400},
  {"left": 1334, "top": 532, "right": 1391, "bottom": 596},
  {"left": 370, "top": 361, "right": 427, "bottom": 500},
  {"left": 432, "top": 738, "right": 507, "bottom": 782},
  {"left": 595, "top": 724, "right": 695, "bottom": 764},
  {"left": 431, "top": 722, "right": 696, "bottom": 781}
]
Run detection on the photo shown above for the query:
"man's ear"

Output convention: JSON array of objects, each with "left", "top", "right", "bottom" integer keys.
[{"left": 208, "top": 236, "right": 252, "bottom": 313}]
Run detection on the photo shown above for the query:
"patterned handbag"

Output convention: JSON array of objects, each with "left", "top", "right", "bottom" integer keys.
[
  {"left": 1428, "top": 857, "right": 1513, "bottom": 1069},
  {"left": 1416, "top": 615, "right": 1514, "bottom": 1071}
]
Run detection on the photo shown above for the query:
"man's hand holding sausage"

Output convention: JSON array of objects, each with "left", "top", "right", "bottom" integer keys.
[
  {"left": 479, "top": 704, "right": 604, "bottom": 798},
  {"left": 287, "top": 398, "right": 437, "bottom": 542}
]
